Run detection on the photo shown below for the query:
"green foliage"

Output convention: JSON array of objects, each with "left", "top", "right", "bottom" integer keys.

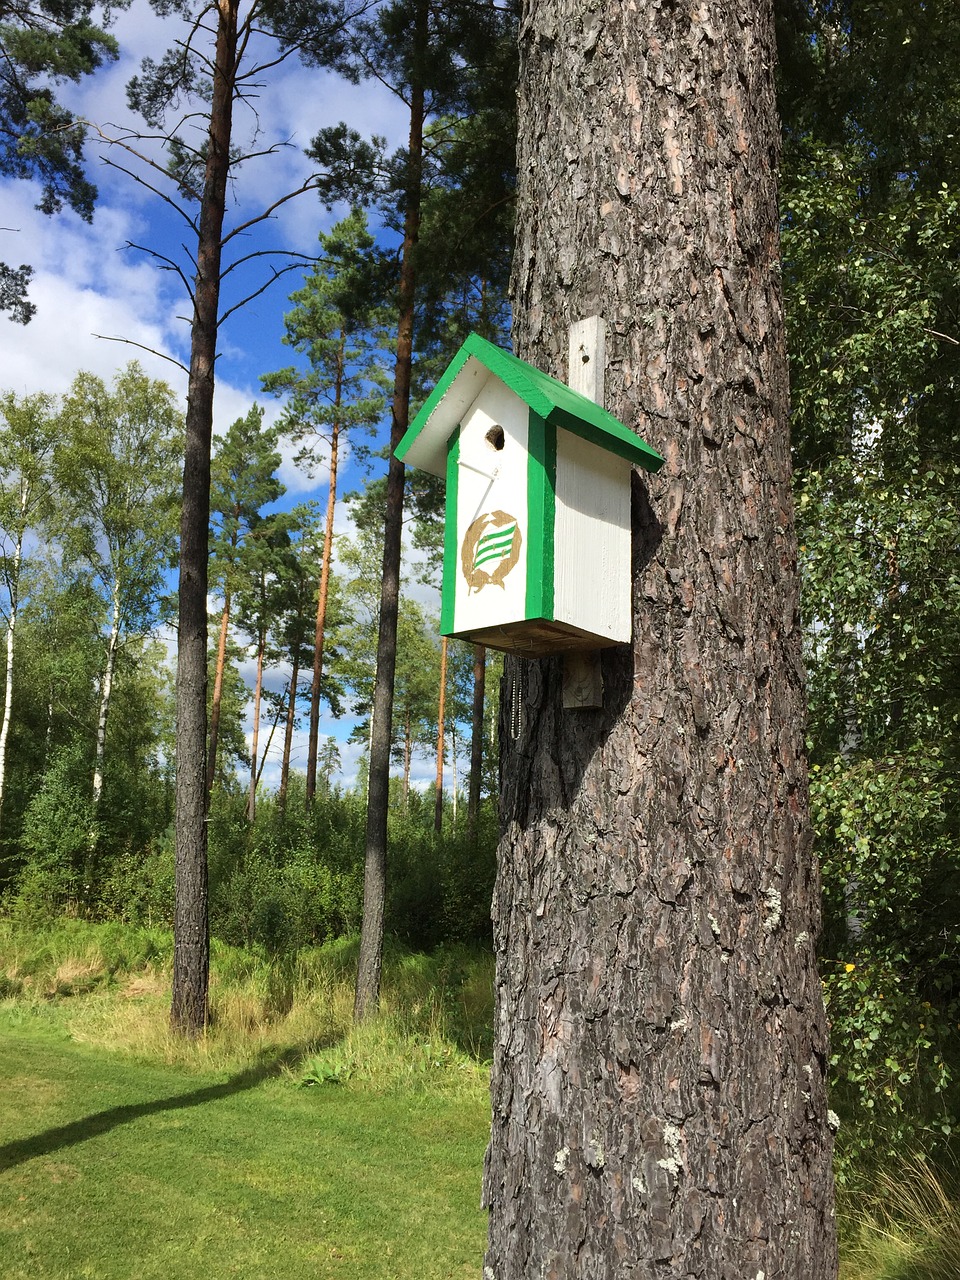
[
  {"left": 209, "top": 404, "right": 283, "bottom": 598},
  {"left": 0, "top": 0, "right": 123, "bottom": 320},
  {"left": 57, "top": 362, "right": 183, "bottom": 636},
  {"left": 824, "top": 958, "right": 956, "bottom": 1178},
  {"left": 207, "top": 788, "right": 366, "bottom": 952},
  {"left": 12, "top": 744, "right": 96, "bottom": 917},
  {"left": 779, "top": 0, "right": 960, "bottom": 1176}
]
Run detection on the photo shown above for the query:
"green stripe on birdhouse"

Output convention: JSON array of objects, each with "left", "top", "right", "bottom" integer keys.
[
  {"left": 395, "top": 332, "right": 664, "bottom": 479},
  {"left": 440, "top": 425, "right": 460, "bottom": 635},
  {"left": 398, "top": 329, "right": 663, "bottom": 658},
  {"left": 525, "top": 412, "right": 556, "bottom": 623},
  {"left": 474, "top": 526, "right": 517, "bottom": 569}
]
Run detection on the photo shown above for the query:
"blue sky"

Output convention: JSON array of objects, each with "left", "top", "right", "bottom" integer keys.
[{"left": 0, "top": 1, "right": 448, "bottom": 792}]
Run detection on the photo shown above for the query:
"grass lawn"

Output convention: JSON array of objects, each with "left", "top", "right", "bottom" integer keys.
[{"left": 0, "top": 1015, "right": 490, "bottom": 1279}]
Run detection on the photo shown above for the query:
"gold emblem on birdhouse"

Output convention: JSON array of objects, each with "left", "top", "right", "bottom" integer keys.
[{"left": 461, "top": 510, "right": 522, "bottom": 593}]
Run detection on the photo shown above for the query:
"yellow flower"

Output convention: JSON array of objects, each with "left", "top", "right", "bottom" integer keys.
[{"left": 845, "top": 963, "right": 856, "bottom": 973}]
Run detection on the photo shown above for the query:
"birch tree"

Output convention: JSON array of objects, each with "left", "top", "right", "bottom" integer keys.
[
  {"left": 57, "top": 364, "right": 181, "bottom": 817},
  {"left": 0, "top": 391, "right": 57, "bottom": 823}
]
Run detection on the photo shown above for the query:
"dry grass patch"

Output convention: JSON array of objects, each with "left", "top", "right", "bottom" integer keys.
[{"left": 840, "top": 1157, "right": 960, "bottom": 1280}]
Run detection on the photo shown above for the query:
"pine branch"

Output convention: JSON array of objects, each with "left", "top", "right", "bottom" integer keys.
[
  {"left": 91, "top": 334, "right": 189, "bottom": 375},
  {"left": 123, "top": 240, "right": 196, "bottom": 301},
  {"left": 219, "top": 247, "right": 316, "bottom": 281},
  {"left": 219, "top": 175, "right": 327, "bottom": 247},
  {"left": 218, "top": 262, "right": 307, "bottom": 327},
  {"left": 88, "top": 129, "right": 199, "bottom": 235}
]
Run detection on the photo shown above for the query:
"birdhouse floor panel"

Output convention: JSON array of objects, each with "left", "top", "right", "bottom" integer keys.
[{"left": 447, "top": 617, "right": 624, "bottom": 659}]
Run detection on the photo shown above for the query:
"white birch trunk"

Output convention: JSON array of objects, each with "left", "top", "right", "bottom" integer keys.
[
  {"left": 93, "top": 575, "right": 122, "bottom": 810},
  {"left": 0, "top": 530, "right": 23, "bottom": 821}
]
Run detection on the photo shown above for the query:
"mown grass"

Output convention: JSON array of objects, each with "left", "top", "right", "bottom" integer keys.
[
  {"left": 6, "top": 919, "right": 960, "bottom": 1279},
  {"left": 0, "top": 919, "right": 494, "bottom": 1279}
]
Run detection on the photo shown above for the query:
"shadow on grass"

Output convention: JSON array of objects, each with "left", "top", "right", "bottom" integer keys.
[{"left": 0, "top": 1042, "right": 328, "bottom": 1172}]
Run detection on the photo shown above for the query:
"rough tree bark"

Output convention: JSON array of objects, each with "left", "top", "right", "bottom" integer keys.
[
  {"left": 171, "top": 0, "right": 238, "bottom": 1038},
  {"left": 483, "top": 1, "right": 837, "bottom": 1276}
]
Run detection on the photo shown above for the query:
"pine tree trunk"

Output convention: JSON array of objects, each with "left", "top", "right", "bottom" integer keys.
[
  {"left": 354, "top": 0, "right": 427, "bottom": 1023},
  {"left": 434, "top": 634, "right": 447, "bottom": 834},
  {"left": 306, "top": 346, "right": 343, "bottom": 808},
  {"left": 171, "top": 0, "right": 239, "bottom": 1038},
  {"left": 206, "top": 591, "right": 231, "bottom": 798},
  {"left": 246, "top": 629, "right": 265, "bottom": 823},
  {"left": 467, "top": 642, "right": 485, "bottom": 841},
  {"left": 483, "top": 1, "right": 837, "bottom": 1275},
  {"left": 279, "top": 651, "right": 300, "bottom": 809}
]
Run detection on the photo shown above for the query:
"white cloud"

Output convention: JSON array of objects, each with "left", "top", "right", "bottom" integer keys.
[{"left": 2, "top": 0, "right": 454, "bottom": 799}]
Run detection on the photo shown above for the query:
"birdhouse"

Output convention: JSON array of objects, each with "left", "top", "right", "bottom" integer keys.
[{"left": 395, "top": 332, "right": 664, "bottom": 658}]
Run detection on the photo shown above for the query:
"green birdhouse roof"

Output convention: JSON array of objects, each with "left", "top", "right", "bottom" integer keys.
[{"left": 395, "top": 332, "right": 665, "bottom": 478}]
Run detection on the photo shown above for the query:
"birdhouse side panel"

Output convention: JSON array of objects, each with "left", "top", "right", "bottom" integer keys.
[
  {"left": 553, "top": 433, "right": 632, "bottom": 643},
  {"left": 443, "top": 382, "right": 531, "bottom": 638}
]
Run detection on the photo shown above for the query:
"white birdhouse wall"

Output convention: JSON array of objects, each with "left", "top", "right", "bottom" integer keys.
[
  {"left": 553, "top": 432, "right": 632, "bottom": 644},
  {"left": 442, "top": 379, "right": 530, "bottom": 638}
]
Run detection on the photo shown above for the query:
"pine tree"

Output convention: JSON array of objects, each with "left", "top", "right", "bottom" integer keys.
[
  {"left": 262, "top": 207, "right": 389, "bottom": 809},
  {"left": 208, "top": 406, "right": 283, "bottom": 799},
  {"left": 483, "top": 0, "right": 838, "bottom": 1272},
  {"left": 0, "top": 0, "right": 121, "bottom": 321}
]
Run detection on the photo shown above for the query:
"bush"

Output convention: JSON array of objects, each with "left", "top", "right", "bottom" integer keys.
[
  {"left": 12, "top": 746, "right": 95, "bottom": 918},
  {"left": 825, "top": 958, "right": 957, "bottom": 1182}
]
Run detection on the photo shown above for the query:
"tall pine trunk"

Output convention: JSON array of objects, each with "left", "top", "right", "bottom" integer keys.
[
  {"left": 206, "top": 590, "right": 231, "bottom": 798},
  {"left": 246, "top": 627, "right": 265, "bottom": 823},
  {"left": 354, "top": 0, "right": 427, "bottom": 1022},
  {"left": 305, "top": 340, "right": 344, "bottom": 808},
  {"left": 171, "top": 0, "right": 238, "bottom": 1037},
  {"left": 433, "top": 634, "right": 447, "bottom": 834},
  {"left": 467, "top": 642, "right": 485, "bottom": 841},
  {"left": 483, "top": 1, "right": 837, "bottom": 1274},
  {"left": 279, "top": 652, "right": 300, "bottom": 809}
]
